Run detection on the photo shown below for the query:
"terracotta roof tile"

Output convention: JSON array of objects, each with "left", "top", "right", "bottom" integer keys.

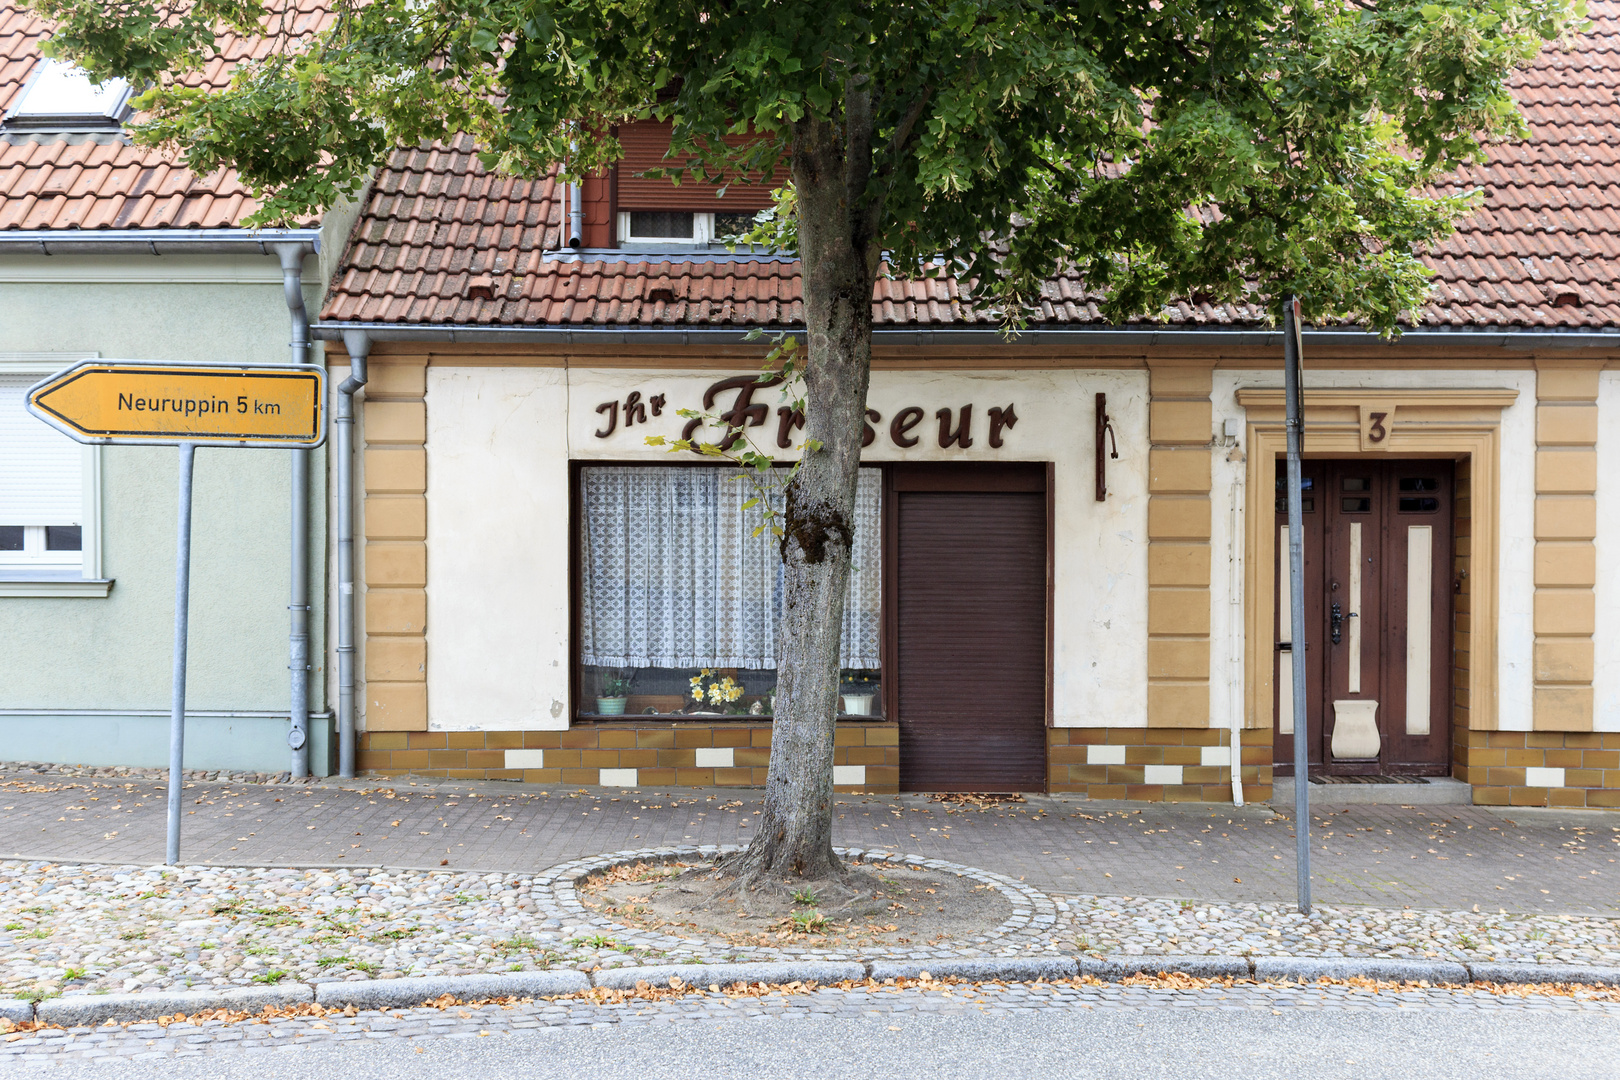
[
  {"left": 316, "top": 2, "right": 1620, "bottom": 331},
  {"left": 0, "top": 0, "right": 327, "bottom": 231}
]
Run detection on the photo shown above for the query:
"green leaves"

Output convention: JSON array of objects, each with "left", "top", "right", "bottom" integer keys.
[{"left": 25, "top": 0, "right": 1582, "bottom": 327}]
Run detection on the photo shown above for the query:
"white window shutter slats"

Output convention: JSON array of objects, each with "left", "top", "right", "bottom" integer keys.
[{"left": 0, "top": 375, "right": 82, "bottom": 526}]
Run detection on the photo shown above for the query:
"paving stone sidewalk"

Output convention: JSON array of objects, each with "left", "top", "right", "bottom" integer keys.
[{"left": 2, "top": 769, "right": 1616, "bottom": 915}]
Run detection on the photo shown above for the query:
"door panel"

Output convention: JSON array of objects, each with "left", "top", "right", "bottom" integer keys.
[
  {"left": 894, "top": 473, "right": 1048, "bottom": 792},
  {"left": 1274, "top": 460, "right": 1453, "bottom": 776}
]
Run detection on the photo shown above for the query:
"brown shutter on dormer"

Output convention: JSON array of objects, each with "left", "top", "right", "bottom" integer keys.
[{"left": 615, "top": 120, "right": 778, "bottom": 211}]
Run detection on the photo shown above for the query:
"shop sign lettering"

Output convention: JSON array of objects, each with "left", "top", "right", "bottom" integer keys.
[{"left": 595, "top": 376, "right": 1017, "bottom": 449}]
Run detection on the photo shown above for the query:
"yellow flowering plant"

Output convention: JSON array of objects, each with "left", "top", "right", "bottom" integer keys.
[{"left": 689, "top": 668, "right": 744, "bottom": 711}]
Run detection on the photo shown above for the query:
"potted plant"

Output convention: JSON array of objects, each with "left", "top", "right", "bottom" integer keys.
[
  {"left": 595, "top": 672, "right": 632, "bottom": 715},
  {"left": 688, "top": 668, "right": 746, "bottom": 715},
  {"left": 840, "top": 670, "right": 879, "bottom": 716}
]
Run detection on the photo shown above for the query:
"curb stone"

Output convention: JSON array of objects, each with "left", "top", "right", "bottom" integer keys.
[
  {"left": 1254, "top": 957, "right": 1470, "bottom": 985},
  {"left": 36, "top": 985, "right": 313, "bottom": 1028},
  {"left": 1082, "top": 956, "right": 1252, "bottom": 981},
  {"left": 6, "top": 955, "right": 1620, "bottom": 1027},
  {"left": 314, "top": 972, "right": 590, "bottom": 1010},
  {"left": 1468, "top": 963, "right": 1620, "bottom": 987},
  {"left": 870, "top": 959, "right": 1078, "bottom": 983},
  {"left": 592, "top": 962, "right": 865, "bottom": 991}
]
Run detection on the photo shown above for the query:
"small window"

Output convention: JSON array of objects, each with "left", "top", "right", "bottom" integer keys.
[
  {"left": 617, "top": 211, "right": 745, "bottom": 246},
  {"left": 1341, "top": 497, "right": 1371, "bottom": 513},
  {"left": 1398, "top": 477, "right": 1440, "bottom": 493},
  {"left": 1399, "top": 497, "right": 1440, "bottom": 513},
  {"left": 1275, "top": 497, "right": 1315, "bottom": 513},
  {"left": 3, "top": 59, "right": 131, "bottom": 130},
  {"left": 1341, "top": 477, "right": 1371, "bottom": 492},
  {"left": 1274, "top": 475, "right": 1314, "bottom": 491},
  {"left": 1, "top": 362, "right": 104, "bottom": 591}
]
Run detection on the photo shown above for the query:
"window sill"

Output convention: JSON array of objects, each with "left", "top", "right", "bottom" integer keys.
[{"left": 0, "top": 577, "right": 114, "bottom": 597}]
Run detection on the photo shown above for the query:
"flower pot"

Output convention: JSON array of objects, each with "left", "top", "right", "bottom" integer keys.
[
  {"left": 595, "top": 696, "right": 627, "bottom": 716},
  {"left": 841, "top": 692, "right": 875, "bottom": 716}
]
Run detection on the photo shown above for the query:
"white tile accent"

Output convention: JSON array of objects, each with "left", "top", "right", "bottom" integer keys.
[
  {"left": 1525, "top": 766, "right": 1565, "bottom": 789},
  {"left": 1200, "top": 745, "right": 1230, "bottom": 767},
  {"left": 832, "top": 765, "right": 866, "bottom": 785},
  {"left": 1143, "top": 764, "right": 1184, "bottom": 785},
  {"left": 598, "top": 768, "right": 639, "bottom": 787},
  {"left": 694, "top": 747, "right": 734, "bottom": 768},
  {"left": 1087, "top": 744, "right": 1126, "bottom": 765},
  {"left": 504, "top": 749, "right": 547, "bottom": 769}
]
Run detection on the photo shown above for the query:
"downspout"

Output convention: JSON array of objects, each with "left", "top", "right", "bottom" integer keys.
[
  {"left": 335, "top": 330, "right": 371, "bottom": 778},
  {"left": 274, "top": 242, "right": 314, "bottom": 778},
  {"left": 1228, "top": 472, "right": 1245, "bottom": 806}
]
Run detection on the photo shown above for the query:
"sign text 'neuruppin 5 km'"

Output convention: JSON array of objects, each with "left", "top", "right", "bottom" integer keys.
[{"left": 26, "top": 361, "right": 325, "bottom": 447}]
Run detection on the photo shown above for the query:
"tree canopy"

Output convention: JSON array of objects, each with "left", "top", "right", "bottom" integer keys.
[{"left": 31, "top": 0, "right": 1581, "bottom": 330}]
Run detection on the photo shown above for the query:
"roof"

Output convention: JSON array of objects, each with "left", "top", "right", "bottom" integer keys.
[
  {"left": 319, "top": 0, "right": 1616, "bottom": 332},
  {"left": 0, "top": 1, "right": 325, "bottom": 232}
]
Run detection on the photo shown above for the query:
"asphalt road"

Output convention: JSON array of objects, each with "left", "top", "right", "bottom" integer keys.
[{"left": 5, "top": 1000, "right": 1615, "bottom": 1080}]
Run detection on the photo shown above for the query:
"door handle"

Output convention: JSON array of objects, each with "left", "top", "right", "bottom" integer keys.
[{"left": 1330, "top": 601, "right": 1343, "bottom": 645}]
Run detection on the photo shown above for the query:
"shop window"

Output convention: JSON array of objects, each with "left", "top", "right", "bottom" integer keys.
[{"left": 578, "top": 465, "right": 882, "bottom": 718}]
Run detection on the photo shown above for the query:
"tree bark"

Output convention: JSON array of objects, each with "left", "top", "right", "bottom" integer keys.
[{"left": 730, "top": 108, "right": 879, "bottom": 884}]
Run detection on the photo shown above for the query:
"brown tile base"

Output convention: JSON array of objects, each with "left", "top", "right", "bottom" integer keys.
[
  {"left": 359, "top": 720, "right": 900, "bottom": 794},
  {"left": 1046, "top": 727, "right": 1274, "bottom": 803},
  {"left": 1454, "top": 727, "right": 1620, "bottom": 808}
]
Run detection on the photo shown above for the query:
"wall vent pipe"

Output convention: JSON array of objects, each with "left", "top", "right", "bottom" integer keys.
[
  {"left": 568, "top": 182, "right": 584, "bottom": 248},
  {"left": 335, "top": 330, "right": 371, "bottom": 778},
  {"left": 274, "top": 242, "right": 314, "bottom": 778}
]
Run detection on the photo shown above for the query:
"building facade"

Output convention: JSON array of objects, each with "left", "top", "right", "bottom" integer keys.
[
  {"left": 0, "top": 1, "right": 349, "bottom": 774},
  {"left": 311, "top": 4, "right": 1620, "bottom": 808}
]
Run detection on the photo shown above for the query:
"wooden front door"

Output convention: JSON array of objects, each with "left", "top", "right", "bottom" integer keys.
[
  {"left": 889, "top": 464, "right": 1049, "bottom": 792},
  {"left": 1273, "top": 459, "right": 1454, "bottom": 776}
]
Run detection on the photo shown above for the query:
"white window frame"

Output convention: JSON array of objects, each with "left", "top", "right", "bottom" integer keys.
[
  {"left": 0, "top": 353, "right": 109, "bottom": 597},
  {"left": 618, "top": 210, "right": 718, "bottom": 246}
]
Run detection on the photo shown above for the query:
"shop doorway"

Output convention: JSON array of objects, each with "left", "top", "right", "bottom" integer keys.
[
  {"left": 1273, "top": 459, "right": 1454, "bottom": 776},
  {"left": 887, "top": 464, "right": 1050, "bottom": 791}
]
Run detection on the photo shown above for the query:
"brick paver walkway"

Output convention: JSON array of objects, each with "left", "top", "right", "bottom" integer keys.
[{"left": 3, "top": 772, "right": 1617, "bottom": 915}]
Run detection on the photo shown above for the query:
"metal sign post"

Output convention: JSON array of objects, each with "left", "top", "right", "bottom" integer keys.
[
  {"left": 1283, "top": 296, "right": 1312, "bottom": 914},
  {"left": 28, "top": 360, "right": 325, "bottom": 865},
  {"left": 167, "top": 444, "right": 196, "bottom": 865}
]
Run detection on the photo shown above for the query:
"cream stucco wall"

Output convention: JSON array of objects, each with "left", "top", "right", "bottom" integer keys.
[
  {"left": 1211, "top": 367, "right": 1537, "bottom": 733},
  {"left": 422, "top": 364, "right": 1151, "bottom": 730}
]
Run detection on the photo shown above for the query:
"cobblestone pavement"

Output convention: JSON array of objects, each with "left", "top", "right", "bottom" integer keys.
[
  {"left": 3, "top": 770, "right": 1616, "bottom": 915},
  {"left": 4, "top": 979, "right": 1620, "bottom": 1068}
]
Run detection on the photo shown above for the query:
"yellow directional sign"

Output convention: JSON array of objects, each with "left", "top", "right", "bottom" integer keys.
[{"left": 27, "top": 361, "right": 325, "bottom": 447}]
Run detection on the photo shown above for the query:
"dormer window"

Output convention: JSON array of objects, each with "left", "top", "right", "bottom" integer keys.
[
  {"left": 617, "top": 210, "right": 759, "bottom": 246},
  {"left": 4, "top": 59, "right": 133, "bottom": 132}
]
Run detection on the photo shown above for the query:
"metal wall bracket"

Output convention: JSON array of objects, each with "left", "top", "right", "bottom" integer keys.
[{"left": 1095, "top": 392, "right": 1119, "bottom": 501}]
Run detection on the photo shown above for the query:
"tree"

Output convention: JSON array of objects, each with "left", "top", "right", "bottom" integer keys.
[{"left": 34, "top": 0, "right": 1579, "bottom": 891}]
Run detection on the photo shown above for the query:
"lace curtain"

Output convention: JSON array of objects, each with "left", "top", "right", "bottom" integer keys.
[{"left": 579, "top": 466, "right": 881, "bottom": 669}]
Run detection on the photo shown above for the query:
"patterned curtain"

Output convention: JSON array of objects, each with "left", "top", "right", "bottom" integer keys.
[{"left": 580, "top": 466, "right": 881, "bottom": 669}]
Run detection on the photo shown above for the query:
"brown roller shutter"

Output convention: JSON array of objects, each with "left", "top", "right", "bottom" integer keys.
[
  {"left": 894, "top": 467, "right": 1048, "bottom": 792},
  {"left": 615, "top": 120, "right": 778, "bottom": 212}
]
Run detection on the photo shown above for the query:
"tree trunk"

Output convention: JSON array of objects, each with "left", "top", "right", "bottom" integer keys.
[{"left": 730, "top": 111, "right": 878, "bottom": 884}]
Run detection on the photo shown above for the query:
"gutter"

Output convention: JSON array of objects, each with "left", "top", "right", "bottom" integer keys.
[
  {"left": 311, "top": 321, "right": 1620, "bottom": 350},
  {"left": 334, "top": 330, "right": 371, "bottom": 779},
  {"left": 0, "top": 229, "right": 322, "bottom": 256},
  {"left": 273, "top": 243, "right": 318, "bottom": 780}
]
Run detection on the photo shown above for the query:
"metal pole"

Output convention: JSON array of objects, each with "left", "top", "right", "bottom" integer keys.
[
  {"left": 1283, "top": 295, "right": 1312, "bottom": 914},
  {"left": 166, "top": 443, "right": 197, "bottom": 866}
]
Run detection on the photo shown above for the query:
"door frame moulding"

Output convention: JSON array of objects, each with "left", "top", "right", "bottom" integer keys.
[{"left": 1235, "top": 387, "right": 1517, "bottom": 734}]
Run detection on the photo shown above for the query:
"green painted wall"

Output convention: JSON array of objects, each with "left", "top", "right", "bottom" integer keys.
[{"left": 0, "top": 255, "right": 328, "bottom": 747}]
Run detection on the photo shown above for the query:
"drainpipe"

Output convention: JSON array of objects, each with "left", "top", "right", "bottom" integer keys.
[
  {"left": 274, "top": 242, "right": 314, "bottom": 778},
  {"left": 335, "top": 330, "right": 371, "bottom": 778}
]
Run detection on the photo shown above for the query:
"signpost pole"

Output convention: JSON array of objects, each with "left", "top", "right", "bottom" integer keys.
[
  {"left": 1283, "top": 296, "right": 1312, "bottom": 914},
  {"left": 165, "top": 443, "right": 197, "bottom": 866}
]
